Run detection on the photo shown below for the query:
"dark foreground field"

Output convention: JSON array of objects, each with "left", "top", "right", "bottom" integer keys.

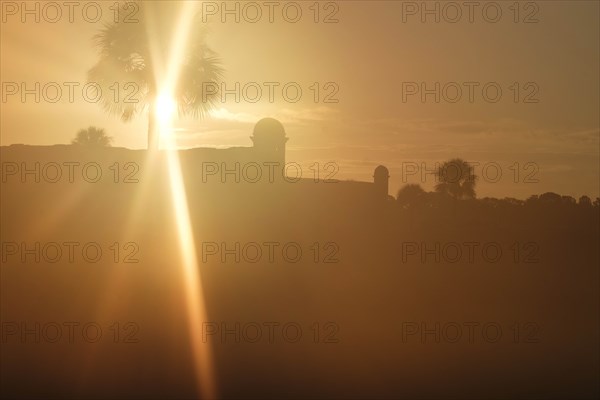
[{"left": 1, "top": 146, "right": 598, "bottom": 399}]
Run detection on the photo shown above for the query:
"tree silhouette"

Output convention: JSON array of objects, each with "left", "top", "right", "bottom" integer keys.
[
  {"left": 88, "top": 3, "right": 224, "bottom": 149},
  {"left": 579, "top": 195, "right": 592, "bottom": 206},
  {"left": 434, "top": 158, "right": 477, "bottom": 199},
  {"left": 539, "top": 192, "right": 562, "bottom": 203},
  {"left": 396, "top": 184, "right": 426, "bottom": 209},
  {"left": 71, "top": 127, "right": 113, "bottom": 147},
  {"left": 561, "top": 195, "right": 576, "bottom": 205}
]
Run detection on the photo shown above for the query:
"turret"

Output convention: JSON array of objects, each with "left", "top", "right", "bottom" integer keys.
[
  {"left": 374, "top": 165, "right": 389, "bottom": 200},
  {"left": 251, "top": 118, "right": 288, "bottom": 166}
]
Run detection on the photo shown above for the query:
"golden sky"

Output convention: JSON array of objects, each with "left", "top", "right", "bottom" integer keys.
[{"left": 1, "top": 1, "right": 598, "bottom": 198}]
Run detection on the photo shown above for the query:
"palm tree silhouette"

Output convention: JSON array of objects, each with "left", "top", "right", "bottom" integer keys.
[
  {"left": 71, "top": 126, "right": 113, "bottom": 147},
  {"left": 88, "top": 3, "right": 224, "bottom": 149},
  {"left": 434, "top": 158, "right": 477, "bottom": 200}
]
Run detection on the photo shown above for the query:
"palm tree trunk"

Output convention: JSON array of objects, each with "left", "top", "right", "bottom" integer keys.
[{"left": 147, "top": 103, "right": 158, "bottom": 150}]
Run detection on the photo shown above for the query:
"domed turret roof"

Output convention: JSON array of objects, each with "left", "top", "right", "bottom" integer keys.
[
  {"left": 374, "top": 165, "right": 389, "bottom": 177},
  {"left": 253, "top": 118, "right": 286, "bottom": 139}
]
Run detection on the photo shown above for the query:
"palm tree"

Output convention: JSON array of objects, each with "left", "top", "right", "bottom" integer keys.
[
  {"left": 72, "top": 126, "right": 113, "bottom": 147},
  {"left": 88, "top": 3, "right": 224, "bottom": 149},
  {"left": 434, "top": 158, "right": 477, "bottom": 199}
]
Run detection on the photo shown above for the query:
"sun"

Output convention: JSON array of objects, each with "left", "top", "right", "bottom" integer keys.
[{"left": 156, "top": 94, "right": 177, "bottom": 125}]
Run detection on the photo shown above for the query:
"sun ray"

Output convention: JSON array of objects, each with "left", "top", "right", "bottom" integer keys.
[{"left": 152, "top": 2, "right": 217, "bottom": 398}]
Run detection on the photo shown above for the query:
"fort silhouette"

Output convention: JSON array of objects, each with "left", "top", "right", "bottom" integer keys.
[{"left": 178, "top": 117, "right": 391, "bottom": 202}]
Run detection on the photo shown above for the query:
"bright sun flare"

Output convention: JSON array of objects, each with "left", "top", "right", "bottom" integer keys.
[
  {"left": 156, "top": 94, "right": 177, "bottom": 125},
  {"left": 151, "top": 3, "right": 217, "bottom": 397}
]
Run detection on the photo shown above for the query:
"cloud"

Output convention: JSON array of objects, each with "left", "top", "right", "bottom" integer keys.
[{"left": 208, "top": 107, "right": 260, "bottom": 124}]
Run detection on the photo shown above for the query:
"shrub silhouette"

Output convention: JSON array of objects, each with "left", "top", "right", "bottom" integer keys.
[
  {"left": 71, "top": 127, "right": 113, "bottom": 147},
  {"left": 396, "top": 184, "right": 426, "bottom": 209}
]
